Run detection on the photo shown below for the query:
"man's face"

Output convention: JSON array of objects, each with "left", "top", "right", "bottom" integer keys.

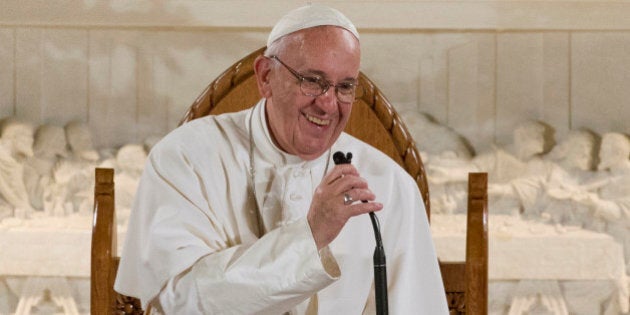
[{"left": 260, "top": 26, "right": 361, "bottom": 160}]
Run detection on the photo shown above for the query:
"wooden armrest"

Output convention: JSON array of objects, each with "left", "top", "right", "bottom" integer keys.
[
  {"left": 91, "top": 168, "right": 118, "bottom": 313},
  {"left": 465, "top": 172, "right": 488, "bottom": 314}
]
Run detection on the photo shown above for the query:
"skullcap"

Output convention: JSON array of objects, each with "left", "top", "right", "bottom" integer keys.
[{"left": 267, "top": 4, "right": 359, "bottom": 47}]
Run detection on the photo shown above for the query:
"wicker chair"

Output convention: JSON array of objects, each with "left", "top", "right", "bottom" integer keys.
[{"left": 91, "top": 47, "right": 488, "bottom": 314}]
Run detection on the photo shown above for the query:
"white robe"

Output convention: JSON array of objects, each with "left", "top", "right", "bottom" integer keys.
[{"left": 115, "top": 99, "right": 448, "bottom": 314}]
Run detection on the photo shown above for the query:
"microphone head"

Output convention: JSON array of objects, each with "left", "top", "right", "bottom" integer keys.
[
  {"left": 333, "top": 151, "right": 347, "bottom": 165},
  {"left": 333, "top": 151, "right": 353, "bottom": 164}
]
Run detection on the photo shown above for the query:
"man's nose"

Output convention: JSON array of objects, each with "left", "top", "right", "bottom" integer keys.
[{"left": 316, "top": 87, "right": 337, "bottom": 111}]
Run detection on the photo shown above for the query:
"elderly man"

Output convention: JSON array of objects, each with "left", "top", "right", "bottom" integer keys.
[{"left": 116, "top": 4, "right": 448, "bottom": 314}]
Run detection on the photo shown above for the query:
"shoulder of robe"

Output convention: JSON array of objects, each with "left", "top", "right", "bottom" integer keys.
[{"left": 336, "top": 133, "right": 412, "bottom": 181}]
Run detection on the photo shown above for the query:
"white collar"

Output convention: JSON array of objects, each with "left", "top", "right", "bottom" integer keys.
[{"left": 250, "top": 99, "right": 331, "bottom": 169}]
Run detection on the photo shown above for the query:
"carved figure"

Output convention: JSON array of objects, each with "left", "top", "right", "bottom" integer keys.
[
  {"left": 43, "top": 160, "right": 75, "bottom": 217},
  {"left": 428, "top": 120, "right": 553, "bottom": 216},
  {"left": 62, "top": 121, "right": 100, "bottom": 215},
  {"left": 65, "top": 121, "right": 99, "bottom": 162},
  {"left": 0, "top": 118, "right": 36, "bottom": 220},
  {"left": 114, "top": 144, "right": 147, "bottom": 225},
  {"left": 542, "top": 130, "right": 598, "bottom": 228},
  {"left": 401, "top": 110, "right": 474, "bottom": 214},
  {"left": 583, "top": 133, "right": 630, "bottom": 275},
  {"left": 24, "top": 124, "right": 68, "bottom": 211},
  {"left": 402, "top": 110, "right": 473, "bottom": 160}
]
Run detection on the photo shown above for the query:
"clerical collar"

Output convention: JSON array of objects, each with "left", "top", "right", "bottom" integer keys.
[{"left": 250, "top": 99, "right": 331, "bottom": 168}]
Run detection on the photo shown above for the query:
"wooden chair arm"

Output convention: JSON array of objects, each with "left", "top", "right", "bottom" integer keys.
[
  {"left": 465, "top": 172, "right": 488, "bottom": 314},
  {"left": 91, "top": 168, "right": 117, "bottom": 313}
]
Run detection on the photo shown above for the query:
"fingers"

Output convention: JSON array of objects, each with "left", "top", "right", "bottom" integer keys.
[
  {"left": 341, "top": 189, "right": 383, "bottom": 215},
  {"left": 347, "top": 201, "right": 384, "bottom": 217},
  {"left": 308, "top": 164, "right": 383, "bottom": 250},
  {"left": 342, "top": 188, "right": 377, "bottom": 204},
  {"left": 325, "top": 165, "right": 369, "bottom": 194},
  {"left": 323, "top": 164, "right": 359, "bottom": 184}
]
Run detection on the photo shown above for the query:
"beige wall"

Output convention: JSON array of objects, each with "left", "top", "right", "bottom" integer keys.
[{"left": 1, "top": 0, "right": 629, "bottom": 152}]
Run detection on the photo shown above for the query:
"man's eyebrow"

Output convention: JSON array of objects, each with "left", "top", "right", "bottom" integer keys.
[{"left": 303, "top": 69, "right": 358, "bottom": 82}]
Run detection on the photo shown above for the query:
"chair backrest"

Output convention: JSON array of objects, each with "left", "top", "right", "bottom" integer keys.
[{"left": 91, "top": 47, "right": 488, "bottom": 315}]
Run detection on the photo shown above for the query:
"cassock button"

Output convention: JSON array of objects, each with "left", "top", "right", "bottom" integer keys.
[{"left": 289, "top": 193, "right": 302, "bottom": 201}]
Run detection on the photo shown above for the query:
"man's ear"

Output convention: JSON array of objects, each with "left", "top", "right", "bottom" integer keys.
[{"left": 254, "top": 55, "right": 273, "bottom": 98}]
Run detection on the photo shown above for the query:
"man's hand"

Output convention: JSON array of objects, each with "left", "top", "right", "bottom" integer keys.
[{"left": 307, "top": 164, "right": 383, "bottom": 250}]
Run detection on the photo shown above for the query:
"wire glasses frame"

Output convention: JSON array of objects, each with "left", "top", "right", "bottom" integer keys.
[{"left": 268, "top": 55, "right": 363, "bottom": 104}]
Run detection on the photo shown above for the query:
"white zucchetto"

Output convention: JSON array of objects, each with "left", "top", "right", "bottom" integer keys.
[{"left": 267, "top": 4, "right": 360, "bottom": 47}]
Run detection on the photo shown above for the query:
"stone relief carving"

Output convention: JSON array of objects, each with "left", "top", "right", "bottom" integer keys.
[
  {"left": 111, "top": 144, "right": 147, "bottom": 225},
  {"left": 0, "top": 114, "right": 626, "bottom": 245},
  {"left": 401, "top": 110, "right": 474, "bottom": 215},
  {"left": 24, "top": 124, "right": 68, "bottom": 212},
  {"left": 0, "top": 118, "right": 36, "bottom": 221},
  {"left": 586, "top": 133, "right": 630, "bottom": 275},
  {"left": 405, "top": 111, "right": 630, "bottom": 280},
  {"left": 540, "top": 130, "right": 600, "bottom": 229},
  {"left": 0, "top": 118, "right": 147, "bottom": 228},
  {"left": 0, "top": 113, "right": 628, "bottom": 314}
]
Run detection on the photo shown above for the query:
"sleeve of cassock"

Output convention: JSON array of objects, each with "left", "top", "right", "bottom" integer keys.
[{"left": 115, "top": 140, "right": 340, "bottom": 314}]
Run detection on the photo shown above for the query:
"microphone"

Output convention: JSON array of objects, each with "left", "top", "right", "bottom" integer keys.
[{"left": 333, "top": 151, "right": 388, "bottom": 315}]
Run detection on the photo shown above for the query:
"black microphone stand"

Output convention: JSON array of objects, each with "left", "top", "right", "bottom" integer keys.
[{"left": 333, "top": 152, "right": 388, "bottom": 315}]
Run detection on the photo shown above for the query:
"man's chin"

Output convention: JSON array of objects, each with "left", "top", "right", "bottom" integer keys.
[{"left": 295, "top": 145, "right": 331, "bottom": 161}]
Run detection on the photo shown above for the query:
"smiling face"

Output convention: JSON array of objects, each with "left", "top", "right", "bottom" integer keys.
[{"left": 254, "top": 26, "right": 361, "bottom": 160}]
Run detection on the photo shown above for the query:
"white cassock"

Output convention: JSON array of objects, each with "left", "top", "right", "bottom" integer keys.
[{"left": 115, "top": 99, "right": 448, "bottom": 314}]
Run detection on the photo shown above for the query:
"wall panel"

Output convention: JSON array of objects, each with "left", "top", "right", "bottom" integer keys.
[
  {"left": 136, "top": 39, "right": 163, "bottom": 144},
  {"left": 107, "top": 31, "right": 140, "bottom": 148},
  {"left": 87, "top": 30, "right": 113, "bottom": 148},
  {"left": 0, "top": 8, "right": 628, "bottom": 153},
  {"left": 448, "top": 40, "right": 479, "bottom": 149},
  {"left": 15, "top": 28, "right": 42, "bottom": 123},
  {"left": 496, "top": 33, "right": 544, "bottom": 146},
  {"left": 41, "top": 29, "right": 89, "bottom": 125},
  {"left": 0, "top": 28, "right": 15, "bottom": 118},
  {"left": 474, "top": 34, "right": 497, "bottom": 152},
  {"left": 542, "top": 32, "right": 571, "bottom": 142},
  {"left": 361, "top": 33, "right": 423, "bottom": 112},
  {"left": 572, "top": 32, "right": 630, "bottom": 136}
]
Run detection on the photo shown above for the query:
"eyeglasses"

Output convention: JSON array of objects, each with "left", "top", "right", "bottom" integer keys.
[{"left": 268, "top": 55, "right": 362, "bottom": 104}]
